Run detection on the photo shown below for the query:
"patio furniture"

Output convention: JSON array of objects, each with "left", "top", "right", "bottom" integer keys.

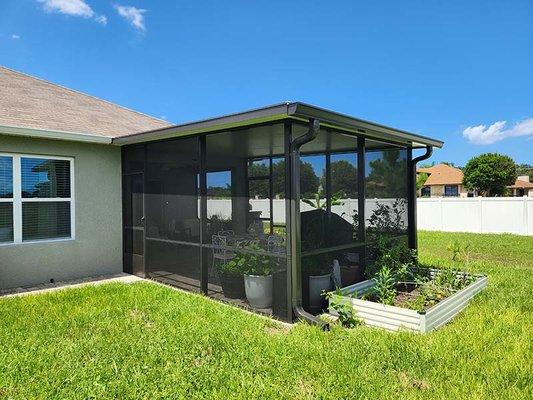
[
  {"left": 212, "top": 234, "right": 235, "bottom": 272},
  {"left": 267, "top": 234, "right": 284, "bottom": 254}
]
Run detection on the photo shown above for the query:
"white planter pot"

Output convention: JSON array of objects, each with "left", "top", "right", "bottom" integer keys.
[
  {"left": 309, "top": 273, "right": 332, "bottom": 310},
  {"left": 244, "top": 274, "right": 273, "bottom": 309}
]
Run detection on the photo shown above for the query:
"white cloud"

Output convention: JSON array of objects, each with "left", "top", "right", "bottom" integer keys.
[
  {"left": 95, "top": 15, "right": 107, "bottom": 25},
  {"left": 38, "top": 0, "right": 107, "bottom": 25},
  {"left": 114, "top": 4, "right": 146, "bottom": 31},
  {"left": 462, "top": 118, "right": 533, "bottom": 145},
  {"left": 11, "top": 34, "right": 20, "bottom": 39}
]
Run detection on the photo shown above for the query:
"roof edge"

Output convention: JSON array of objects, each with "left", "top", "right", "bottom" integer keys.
[
  {"left": 0, "top": 124, "right": 113, "bottom": 144},
  {"left": 290, "top": 102, "right": 444, "bottom": 148},
  {"left": 113, "top": 102, "right": 444, "bottom": 148}
]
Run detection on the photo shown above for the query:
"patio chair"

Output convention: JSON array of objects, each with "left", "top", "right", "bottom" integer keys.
[
  {"left": 267, "top": 234, "right": 284, "bottom": 254},
  {"left": 212, "top": 234, "right": 235, "bottom": 274}
]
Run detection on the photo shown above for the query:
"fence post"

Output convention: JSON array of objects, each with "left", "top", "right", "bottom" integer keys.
[
  {"left": 524, "top": 196, "right": 529, "bottom": 235},
  {"left": 478, "top": 196, "right": 483, "bottom": 233},
  {"left": 439, "top": 197, "right": 443, "bottom": 231}
]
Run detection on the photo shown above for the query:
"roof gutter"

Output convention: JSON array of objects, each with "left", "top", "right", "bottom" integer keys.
[
  {"left": 289, "top": 103, "right": 444, "bottom": 148},
  {"left": 0, "top": 124, "right": 113, "bottom": 144},
  {"left": 289, "top": 118, "right": 330, "bottom": 330}
]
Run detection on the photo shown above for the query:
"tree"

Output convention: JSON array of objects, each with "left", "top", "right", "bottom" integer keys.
[
  {"left": 416, "top": 172, "right": 429, "bottom": 190},
  {"left": 319, "top": 160, "right": 358, "bottom": 198},
  {"left": 440, "top": 161, "right": 458, "bottom": 167},
  {"left": 248, "top": 163, "right": 269, "bottom": 198},
  {"left": 516, "top": 163, "right": 533, "bottom": 181},
  {"left": 366, "top": 150, "right": 407, "bottom": 198},
  {"left": 463, "top": 153, "right": 517, "bottom": 196},
  {"left": 272, "top": 160, "right": 319, "bottom": 198}
]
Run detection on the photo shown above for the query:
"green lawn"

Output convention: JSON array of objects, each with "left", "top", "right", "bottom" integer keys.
[{"left": 0, "top": 231, "right": 531, "bottom": 399}]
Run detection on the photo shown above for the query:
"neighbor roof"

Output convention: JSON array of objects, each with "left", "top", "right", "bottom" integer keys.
[
  {"left": 0, "top": 66, "right": 170, "bottom": 139},
  {"left": 417, "top": 163, "right": 463, "bottom": 186},
  {"left": 114, "top": 102, "right": 444, "bottom": 148},
  {"left": 508, "top": 178, "right": 533, "bottom": 189}
]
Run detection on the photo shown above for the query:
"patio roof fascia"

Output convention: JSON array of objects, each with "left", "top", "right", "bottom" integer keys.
[{"left": 112, "top": 102, "right": 444, "bottom": 149}]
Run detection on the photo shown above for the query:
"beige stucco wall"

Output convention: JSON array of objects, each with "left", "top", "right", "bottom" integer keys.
[
  {"left": 419, "top": 184, "right": 469, "bottom": 197},
  {"left": 0, "top": 134, "right": 122, "bottom": 289}
]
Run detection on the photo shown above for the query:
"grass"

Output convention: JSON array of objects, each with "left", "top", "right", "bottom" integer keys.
[{"left": 0, "top": 231, "right": 531, "bottom": 399}]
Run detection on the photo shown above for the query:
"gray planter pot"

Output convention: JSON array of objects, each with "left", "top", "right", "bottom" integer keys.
[
  {"left": 309, "top": 273, "right": 332, "bottom": 310},
  {"left": 244, "top": 274, "right": 273, "bottom": 309}
]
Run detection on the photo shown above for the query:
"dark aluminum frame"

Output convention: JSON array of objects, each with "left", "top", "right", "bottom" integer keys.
[{"left": 120, "top": 103, "right": 442, "bottom": 323}]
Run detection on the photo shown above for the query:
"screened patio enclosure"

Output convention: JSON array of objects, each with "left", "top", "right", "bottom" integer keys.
[{"left": 119, "top": 103, "right": 443, "bottom": 323}]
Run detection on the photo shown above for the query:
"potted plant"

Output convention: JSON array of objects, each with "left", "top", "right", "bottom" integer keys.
[
  {"left": 303, "top": 254, "right": 333, "bottom": 313},
  {"left": 242, "top": 244, "right": 273, "bottom": 309},
  {"left": 216, "top": 256, "right": 245, "bottom": 299}
]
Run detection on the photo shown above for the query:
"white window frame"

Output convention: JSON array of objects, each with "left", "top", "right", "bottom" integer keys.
[{"left": 0, "top": 152, "right": 75, "bottom": 245}]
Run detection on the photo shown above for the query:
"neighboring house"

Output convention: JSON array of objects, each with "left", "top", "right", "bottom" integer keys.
[
  {"left": 508, "top": 176, "right": 533, "bottom": 197},
  {"left": 417, "top": 163, "right": 470, "bottom": 197},
  {"left": 0, "top": 65, "right": 444, "bottom": 322}
]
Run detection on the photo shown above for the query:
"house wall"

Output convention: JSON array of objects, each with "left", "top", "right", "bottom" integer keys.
[
  {"left": 0, "top": 134, "right": 122, "bottom": 289},
  {"left": 419, "top": 184, "right": 469, "bottom": 197}
]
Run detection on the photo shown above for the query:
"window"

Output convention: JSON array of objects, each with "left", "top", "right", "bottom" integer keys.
[
  {"left": 0, "top": 156, "right": 13, "bottom": 243},
  {"left": 421, "top": 186, "right": 431, "bottom": 197},
  {"left": 0, "top": 153, "right": 74, "bottom": 244},
  {"left": 444, "top": 185, "right": 459, "bottom": 197}
]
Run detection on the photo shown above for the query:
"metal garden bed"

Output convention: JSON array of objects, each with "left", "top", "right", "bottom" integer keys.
[{"left": 328, "top": 270, "right": 487, "bottom": 333}]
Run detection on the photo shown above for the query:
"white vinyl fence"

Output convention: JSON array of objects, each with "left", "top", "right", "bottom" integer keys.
[
  {"left": 417, "top": 197, "right": 533, "bottom": 236},
  {"left": 207, "top": 198, "right": 406, "bottom": 227},
  {"left": 206, "top": 197, "right": 533, "bottom": 236}
]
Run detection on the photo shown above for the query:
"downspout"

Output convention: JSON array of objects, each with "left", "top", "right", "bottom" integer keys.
[
  {"left": 289, "top": 118, "right": 329, "bottom": 329},
  {"left": 408, "top": 145, "right": 433, "bottom": 250}
]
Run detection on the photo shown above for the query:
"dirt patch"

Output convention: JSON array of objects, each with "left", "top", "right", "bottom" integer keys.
[
  {"left": 192, "top": 347, "right": 213, "bottom": 367},
  {"left": 398, "top": 372, "right": 430, "bottom": 390},
  {"left": 295, "top": 379, "right": 314, "bottom": 398},
  {"left": 129, "top": 309, "right": 155, "bottom": 329},
  {"left": 394, "top": 285, "right": 422, "bottom": 307},
  {"left": 263, "top": 320, "right": 291, "bottom": 335}
]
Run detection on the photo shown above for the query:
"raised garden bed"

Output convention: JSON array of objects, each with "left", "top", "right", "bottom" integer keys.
[{"left": 328, "top": 269, "right": 487, "bottom": 333}]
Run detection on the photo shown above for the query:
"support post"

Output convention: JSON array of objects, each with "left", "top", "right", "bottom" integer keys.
[
  {"left": 199, "top": 135, "right": 208, "bottom": 294},
  {"left": 357, "top": 138, "right": 366, "bottom": 271},
  {"left": 325, "top": 153, "right": 332, "bottom": 215},
  {"left": 407, "top": 147, "right": 416, "bottom": 249},
  {"left": 284, "top": 122, "right": 293, "bottom": 322}
]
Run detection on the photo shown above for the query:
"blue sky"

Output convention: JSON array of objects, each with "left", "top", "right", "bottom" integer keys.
[{"left": 1, "top": 0, "right": 532, "bottom": 166}]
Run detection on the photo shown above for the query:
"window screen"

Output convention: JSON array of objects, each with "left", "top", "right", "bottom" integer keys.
[
  {"left": 0, "top": 156, "right": 13, "bottom": 198},
  {"left": 0, "top": 203, "right": 13, "bottom": 243},
  {"left": 0, "top": 156, "right": 14, "bottom": 243},
  {"left": 22, "top": 202, "right": 71, "bottom": 241},
  {"left": 21, "top": 158, "right": 71, "bottom": 198}
]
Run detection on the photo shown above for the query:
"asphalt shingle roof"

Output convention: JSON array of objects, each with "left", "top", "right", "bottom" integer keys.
[
  {"left": 0, "top": 66, "right": 170, "bottom": 138},
  {"left": 417, "top": 163, "right": 464, "bottom": 186}
]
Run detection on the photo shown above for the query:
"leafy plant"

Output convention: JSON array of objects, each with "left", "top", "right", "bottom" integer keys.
[
  {"left": 302, "top": 189, "right": 344, "bottom": 210},
  {"left": 366, "top": 199, "right": 407, "bottom": 237},
  {"left": 371, "top": 266, "right": 397, "bottom": 305},
  {"left": 366, "top": 237, "right": 417, "bottom": 279},
  {"left": 324, "top": 288, "right": 361, "bottom": 328},
  {"left": 217, "top": 255, "right": 245, "bottom": 277},
  {"left": 220, "top": 244, "right": 273, "bottom": 277},
  {"left": 447, "top": 240, "right": 472, "bottom": 267}
]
